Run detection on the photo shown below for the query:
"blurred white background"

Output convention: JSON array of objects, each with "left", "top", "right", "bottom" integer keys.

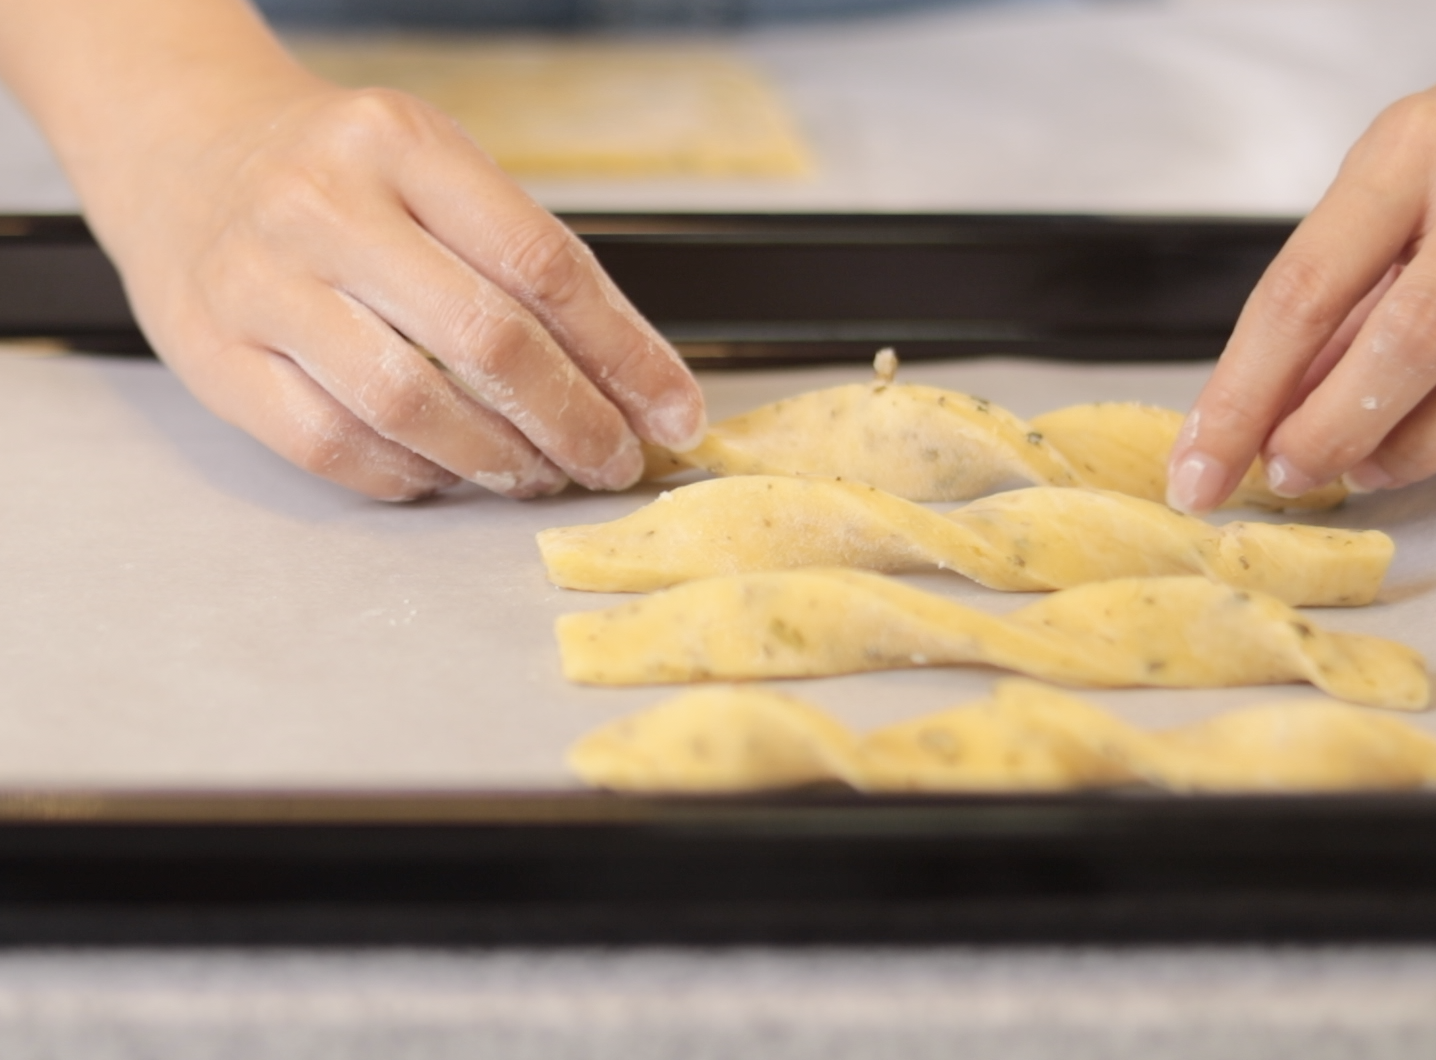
[{"left": 2, "top": 0, "right": 1433, "bottom": 217}]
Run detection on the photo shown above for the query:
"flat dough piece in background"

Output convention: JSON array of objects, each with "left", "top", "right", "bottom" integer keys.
[{"left": 292, "top": 37, "right": 812, "bottom": 178}]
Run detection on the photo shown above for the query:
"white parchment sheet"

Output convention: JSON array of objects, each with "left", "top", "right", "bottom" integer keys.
[{"left": 2, "top": 350, "right": 1433, "bottom": 790}]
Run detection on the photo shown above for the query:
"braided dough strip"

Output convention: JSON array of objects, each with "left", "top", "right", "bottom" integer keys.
[
  {"left": 538, "top": 476, "right": 1391, "bottom": 606},
  {"left": 569, "top": 680, "right": 1436, "bottom": 794},
  {"left": 556, "top": 571, "right": 1429, "bottom": 709},
  {"left": 646, "top": 354, "right": 1344, "bottom": 509}
]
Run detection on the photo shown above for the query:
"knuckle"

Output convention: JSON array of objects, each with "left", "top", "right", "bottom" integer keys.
[
  {"left": 287, "top": 413, "right": 351, "bottom": 478},
  {"left": 1316, "top": 435, "right": 1368, "bottom": 470},
  {"left": 358, "top": 364, "right": 439, "bottom": 438},
  {"left": 453, "top": 303, "right": 542, "bottom": 380},
  {"left": 1378, "top": 403, "right": 1436, "bottom": 485},
  {"left": 1284, "top": 415, "right": 1372, "bottom": 474},
  {"left": 1201, "top": 380, "right": 1271, "bottom": 436},
  {"left": 325, "top": 87, "right": 436, "bottom": 154},
  {"left": 1380, "top": 446, "right": 1431, "bottom": 487},
  {"left": 1379, "top": 283, "right": 1436, "bottom": 337},
  {"left": 445, "top": 299, "right": 499, "bottom": 355},
  {"left": 500, "top": 221, "right": 591, "bottom": 310},
  {"left": 601, "top": 337, "right": 651, "bottom": 383},
  {"left": 1259, "top": 252, "right": 1344, "bottom": 337}
]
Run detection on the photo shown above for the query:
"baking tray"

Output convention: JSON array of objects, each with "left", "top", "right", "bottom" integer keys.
[
  {"left": 7, "top": 211, "right": 1436, "bottom": 947},
  {"left": 1, "top": 790, "right": 1435, "bottom": 944},
  {"left": 0, "top": 212, "right": 1295, "bottom": 365}
]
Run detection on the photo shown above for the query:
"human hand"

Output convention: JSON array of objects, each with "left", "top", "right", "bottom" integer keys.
[
  {"left": 1167, "top": 88, "right": 1436, "bottom": 513},
  {"left": 0, "top": 0, "right": 705, "bottom": 501}
]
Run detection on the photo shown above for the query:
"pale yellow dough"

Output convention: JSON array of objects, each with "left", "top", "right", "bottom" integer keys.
[
  {"left": 566, "top": 686, "right": 857, "bottom": 793},
  {"left": 1087, "top": 701, "right": 1436, "bottom": 793},
  {"left": 646, "top": 379, "right": 1080, "bottom": 501},
  {"left": 1030, "top": 402, "right": 1347, "bottom": 512},
  {"left": 568, "top": 681, "right": 1436, "bottom": 794},
  {"left": 854, "top": 681, "right": 1136, "bottom": 792},
  {"left": 538, "top": 477, "right": 1390, "bottom": 606},
  {"left": 556, "top": 571, "right": 1429, "bottom": 709},
  {"left": 646, "top": 357, "right": 1344, "bottom": 510}
]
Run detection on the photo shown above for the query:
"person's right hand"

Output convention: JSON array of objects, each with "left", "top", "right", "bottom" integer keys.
[{"left": 0, "top": 0, "right": 707, "bottom": 502}]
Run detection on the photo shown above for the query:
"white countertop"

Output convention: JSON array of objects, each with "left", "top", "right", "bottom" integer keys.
[{"left": 0, "top": 946, "right": 1432, "bottom": 1059}]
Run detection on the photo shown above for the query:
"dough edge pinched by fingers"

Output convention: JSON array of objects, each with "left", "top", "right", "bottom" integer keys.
[{"left": 642, "top": 354, "right": 1346, "bottom": 510}]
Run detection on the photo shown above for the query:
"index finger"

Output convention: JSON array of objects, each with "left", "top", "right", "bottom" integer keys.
[
  {"left": 1167, "top": 99, "right": 1430, "bottom": 512},
  {"left": 392, "top": 112, "right": 707, "bottom": 451}
]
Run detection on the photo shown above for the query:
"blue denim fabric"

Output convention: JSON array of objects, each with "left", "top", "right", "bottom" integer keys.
[{"left": 256, "top": 0, "right": 977, "bottom": 29}]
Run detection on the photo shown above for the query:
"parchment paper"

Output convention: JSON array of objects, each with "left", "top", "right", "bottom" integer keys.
[{"left": 3, "top": 349, "right": 1433, "bottom": 791}]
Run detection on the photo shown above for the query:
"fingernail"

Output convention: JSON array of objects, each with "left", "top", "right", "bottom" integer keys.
[
  {"left": 390, "top": 470, "right": 462, "bottom": 502},
  {"left": 519, "top": 462, "right": 570, "bottom": 498},
  {"left": 647, "top": 391, "right": 708, "bottom": 452},
  {"left": 1166, "top": 451, "right": 1227, "bottom": 513},
  {"left": 1265, "top": 455, "right": 1317, "bottom": 499},
  {"left": 1342, "top": 460, "right": 1396, "bottom": 494},
  {"left": 593, "top": 435, "right": 645, "bottom": 491}
]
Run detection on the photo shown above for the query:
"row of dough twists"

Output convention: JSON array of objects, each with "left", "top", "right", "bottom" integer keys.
[
  {"left": 556, "top": 570, "right": 1429, "bottom": 709},
  {"left": 539, "top": 476, "right": 1391, "bottom": 606},
  {"left": 570, "top": 680, "right": 1436, "bottom": 794},
  {"left": 643, "top": 352, "right": 1346, "bottom": 509}
]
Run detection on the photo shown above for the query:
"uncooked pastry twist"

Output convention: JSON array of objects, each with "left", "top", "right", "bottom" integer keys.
[
  {"left": 556, "top": 570, "right": 1429, "bottom": 709},
  {"left": 568, "top": 680, "right": 1436, "bottom": 794},
  {"left": 645, "top": 354, "right": 1346, "bottom": 509},
  {"left": 539, "top": 476, "right": 1390, "bottom": 606}
]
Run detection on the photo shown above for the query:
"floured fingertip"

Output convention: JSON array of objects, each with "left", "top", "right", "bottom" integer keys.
[
  {"left": 1343, "top": 459, "right": 1397, "bottom": 494},
  {"left": 645, "top": 389, "right": 708, "bottom": 452},
  {"left": 564, "top": 433, "right": 645, "bottom": 493},
  {"left": 1166, "top": 450, "right": 1228, "bottom": 513}
]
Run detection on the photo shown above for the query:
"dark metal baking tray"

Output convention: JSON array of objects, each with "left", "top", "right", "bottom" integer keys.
[
  {"left": 0, "top": 212, "right": 1296, "bottom": 365},
  {"left": 0, "top": 789, "right": 1435, "bottom": 945},
  {"left": 9, "top": 210, "right": 1432, "bottom": 947}
]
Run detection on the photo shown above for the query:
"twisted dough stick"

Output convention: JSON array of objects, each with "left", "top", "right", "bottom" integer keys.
[
  {"left": 569, "top": 681, "right": 1436, "bottom": 794},
  {"left": 568, "top": 686, "right": 859, "bottom": 793},
  {"left": 538, "top": 476, "right": 1391, "bottom": 606},
  {"left": 556, "top": 570, "right": 1429, "bottom": 708},
  {"left": 645, "top": 352, "right": 1346, "bottom": 509}
]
